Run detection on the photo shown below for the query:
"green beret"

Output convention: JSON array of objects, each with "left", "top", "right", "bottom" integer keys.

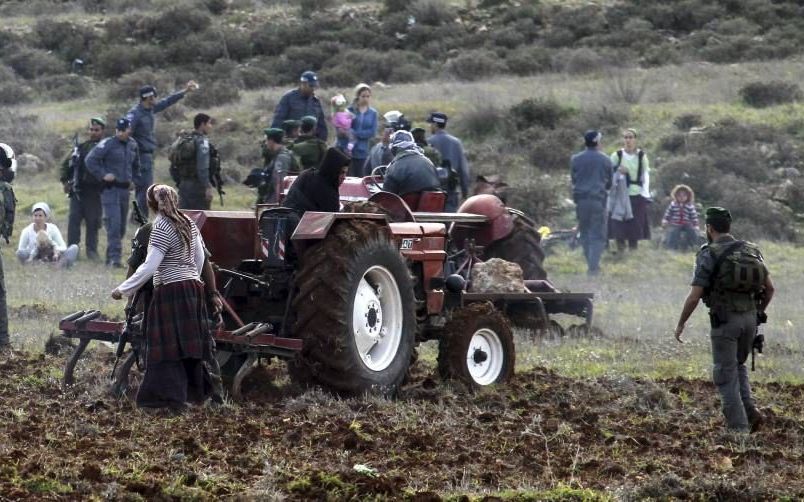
[
  {"left": 300, "top": 116, "right": 317, "bottom": 128},
  {"left": 90, "top": 116, "right": 106, "bottom": 127},
  {"left": 263, "top": 127, "right": 284, "bottom": 143},
  {"left": 282, "top": 119, "right": 300, "bottom": 129},
  {"left": 705, "top": 206, "right": 731, "bottom": 224}
]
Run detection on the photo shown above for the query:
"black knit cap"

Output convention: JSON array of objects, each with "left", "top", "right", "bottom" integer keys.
[{"left": 705, "top": 206, "right": 731, "bottom": 224}]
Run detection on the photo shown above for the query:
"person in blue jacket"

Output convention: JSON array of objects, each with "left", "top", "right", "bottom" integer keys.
[
  {"left": 126, "top": 80, "right": 198, "bottom": 217},
  {"left": 347, "top": 83, "right": 378, "bottom": 177},
  {"left": 271, "top": 71, "right": 328, "bottom": 143},
  {"left": 85, "top": 118, "right": 141, "bottom": 268}
]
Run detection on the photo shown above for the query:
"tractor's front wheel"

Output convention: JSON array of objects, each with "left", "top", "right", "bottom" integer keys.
[
  {"left": 438, "top": 303, "right": 515, "bottom": 388},
  {"left": 291, "top": 220, "right": 416, "bottom": 397}
]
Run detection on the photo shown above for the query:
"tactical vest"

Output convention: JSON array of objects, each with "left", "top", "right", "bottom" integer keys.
[
  {"left": 0, "top": 181, "right": 16, "bottom": 244},
  {"left": 702, "top": 240, "right": 765, "bottom": 312},
  {"left": 169, "top": 132, "right": 200, "bottom": 179}
]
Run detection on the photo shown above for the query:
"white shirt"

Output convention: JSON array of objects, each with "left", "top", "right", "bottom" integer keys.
[{"left": 17, "top": 223, "right": 68, "bottom": 261}]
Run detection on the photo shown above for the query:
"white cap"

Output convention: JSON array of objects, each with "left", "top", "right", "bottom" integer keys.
[{"left": 31, "top": 202, "right": 51, "bottom": 218}]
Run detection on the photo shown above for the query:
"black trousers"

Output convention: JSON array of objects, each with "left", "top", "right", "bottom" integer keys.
[{"left": 67, "top": 186, "right": 102, "bottom": 256}]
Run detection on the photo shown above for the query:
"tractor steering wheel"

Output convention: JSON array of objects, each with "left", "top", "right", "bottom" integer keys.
[{"left": 369, "top": 164, "right": 387, "bottom": 191}]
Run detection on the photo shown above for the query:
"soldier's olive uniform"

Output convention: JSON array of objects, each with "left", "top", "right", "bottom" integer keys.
[
  {"left": 0, "top": 155, "right": 16, "bottom": 349},
  {"left": 60, "top": 139, "right": 103, "bottom": 258},
  {"left": 291, "top": 135, "right": 327, "bottom": 171},
  {"left": 420, "top": 144, "right": 442, "bottom": 169},
  {"left": 176, "top": 132, "right": 217, "bottom": 210},
  {"left": 127, "top": 223, "right": 224, "bottom": 401},
  {"left": 258, "top": 147, "right": 296, "bottom": 204},
  {"left": 692, "top": 235, "right": 767, "bottom": 431}
]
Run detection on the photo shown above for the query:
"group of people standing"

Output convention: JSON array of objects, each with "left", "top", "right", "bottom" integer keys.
[{"left": 570, "top": 129, "right": 652, "bottom": 276}]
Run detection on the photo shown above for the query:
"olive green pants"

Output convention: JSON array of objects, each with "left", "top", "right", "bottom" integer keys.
[
  {"left": 710, "top": 310, "right": 758, "bottom": 431},
  {"left": 0, "top": 253, "right": 8, "bottom": 346}
]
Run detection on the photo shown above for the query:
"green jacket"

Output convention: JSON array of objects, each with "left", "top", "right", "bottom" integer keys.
[
  {"left": 291, "top": 135, "right": 327, "bottom": 170},
  {"left": 60, "top": 139, "right": 102, "bottom": 187}
]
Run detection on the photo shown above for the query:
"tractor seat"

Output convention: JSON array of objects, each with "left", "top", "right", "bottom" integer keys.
[{"left": 401, "top": 191, "right": 446, "bottom": 212}]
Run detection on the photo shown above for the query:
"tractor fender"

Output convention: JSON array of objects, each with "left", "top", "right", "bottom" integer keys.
[
  {"left": 291, "top": 211, "right": 388, "bottom": 241},
  {"left": 457, "top": 194, "right": 514, "bottom": 246}
]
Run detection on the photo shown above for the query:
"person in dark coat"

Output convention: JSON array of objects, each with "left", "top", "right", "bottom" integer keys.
[
  {"left": 382, "top": 130, "right": 441, "bottom": 197},
  {"left": 283, "top": 147, "right": 350, "bottom": 215}
]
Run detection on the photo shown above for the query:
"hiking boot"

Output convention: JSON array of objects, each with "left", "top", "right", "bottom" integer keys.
[
  {"left": 747, "top": 409, "right": 764, "bottom": 433},
  {"left": 87, "top": 250, "right": 101, "bottom": 262}
]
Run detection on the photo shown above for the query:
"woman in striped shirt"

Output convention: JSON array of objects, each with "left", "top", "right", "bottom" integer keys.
[{"left": 111, "top": 184, "right": 215, "bottom": 410}]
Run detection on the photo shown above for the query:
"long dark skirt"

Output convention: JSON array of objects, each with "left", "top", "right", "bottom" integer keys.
[
  {"left": 609, "top": 195, "right": 651, "bottom": 241},
  {"left": 136, "top": 279, "right": 214, "bottom": 409}
]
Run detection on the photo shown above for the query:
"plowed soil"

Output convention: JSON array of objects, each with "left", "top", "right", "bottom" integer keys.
[{"left": 1, "top": 347, "right": 803, "bottom": 500}]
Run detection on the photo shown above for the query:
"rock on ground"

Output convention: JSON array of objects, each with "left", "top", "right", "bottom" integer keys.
[{"left": 470, "top": 257, "right": 526, "bottom": 293}]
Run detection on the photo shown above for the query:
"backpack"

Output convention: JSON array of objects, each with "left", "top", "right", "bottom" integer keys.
[
  {"left": 168, "top": 132, "right": 198, "bottom": 179},
  {"left": 615, "top": 149, "right": 645, "bottom": 187},
  {"left": 0, "top": 181, "right": 16, "bottom": 244},
  {"left": 710, "top": 240, "right": 767, "bottom": 294}
]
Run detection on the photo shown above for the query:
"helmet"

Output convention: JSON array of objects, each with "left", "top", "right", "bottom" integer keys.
[
  {"left": 0, "top": 143, "right": 16, "bottom": 182},
  {"left": 456, "top": 194, "right": 514, "bottom": 246}
]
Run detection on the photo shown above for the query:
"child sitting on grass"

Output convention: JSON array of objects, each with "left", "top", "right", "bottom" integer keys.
[
  {"left": 661, "top": 184, "right": 701, "bottom": 251},
  {"left": 331, "top": 94, "right": 354, "bottom": 154}
]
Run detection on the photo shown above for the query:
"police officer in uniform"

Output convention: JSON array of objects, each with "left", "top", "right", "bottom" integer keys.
[
  {"left": 85, "top": 118, "right": 141, "bottom": 268},
  {"left": 270, "top": 71, "right": 328, "bottom": 141},
  {"left": 426, "top": 112, "right": 470, "bottom": 212},
  {"left": 674, "top": 207, "right": 775, "bottom": 432},
  {"left": 291, "top": 116, "right": 327, "bottom": 171},
  {"left": 60, "top": 117, "right": 106, "bottom": 261},
  {"left": 126, "top": 81, "right": 198, "bottom": 217},
  {"left": 176, "top": 113, "right": 218, "bottom": 210}
]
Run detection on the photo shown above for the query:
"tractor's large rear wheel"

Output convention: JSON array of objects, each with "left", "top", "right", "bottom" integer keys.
[
  {"left": 438, "top": 303, "right": 515, "bottom": 388},
  {"left": 483, "top": 216, "right": 547, "bottom": 280},
  {"left": 291, "top": 220, "right": 416, "bottom": 397}
]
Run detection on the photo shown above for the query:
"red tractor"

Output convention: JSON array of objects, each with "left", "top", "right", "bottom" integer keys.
[{"left": 59, "top": 176, "right": 593, "bottom": 398}]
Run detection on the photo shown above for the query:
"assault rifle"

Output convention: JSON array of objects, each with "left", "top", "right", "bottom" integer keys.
[
  {"left": 131, "top": 200, "right": 147, "bottom": 226},
  {"left": 67, "top": 133, "right": 81, "bottom": 200},
  {"left": 210, "top": 144, "right": 225, "bottom": 206},
  {"left": 752, "top": 292, "right": 768, "bottom": 371}
]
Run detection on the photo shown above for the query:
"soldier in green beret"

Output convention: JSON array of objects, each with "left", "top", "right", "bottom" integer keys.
[
  {"left": 290, "top": 116, "right": 328, "bottom": 171},
  {"left": 674, "top": 207, "right": 775, "bottom": 433},
  {"left": 258, "top": 128, "right": 297, "bottom": 204},
  {"left": 282, "top": 120, "right": 300, "bottom": 142},
  {"left": 59, "top": 116, "right": 107, "bottom": 261}
]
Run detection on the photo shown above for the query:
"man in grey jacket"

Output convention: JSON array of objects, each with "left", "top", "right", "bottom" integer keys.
[
  {"left": 126, "top": 80, "right": 197, "bottom": 216},
  {"left": 427, "top": 112, "right": 469, "bottom": 212},
  {"left": 383, "top": 131, "right": 441, "bottom": 199},
  {"left": 86, "top": 118, "right": 141, "bottom": 268},
  {"left": 570, "top": 130, "right": 612, "bottom": 276}
]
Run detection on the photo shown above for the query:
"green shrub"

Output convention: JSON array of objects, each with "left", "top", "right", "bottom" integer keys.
[
  {"left": 510, "top": 98, "right": 574, "bottom": 131},
  {"left": 300, "top": 0, "right": 336, "bottom": 18},
  {"left": 505, "top": 45, "right": 551, "bottom": 76},
  {"left": 383, "top": 0, "right": 408, "bottom": 13},
  {"left": 107, "top": 69, "right": 173, "bottom": 102},
  {"left": 444, "top": 49, "right": 507, "bottom": 81},
  {"left": 527, "top": 126, "right": 581, "bottom": 171},
  {"left": 455, "top": 103, "right": 505, "bottom": 141},
  {"left": 220, "top": 28, "right": 253, "bottom": 61},
  {"left": 739, "top": 81, "right": 802, "bottom": 108},
  {"left": 658, "top": 133, "right": 688, "bottom": 154},
  {"left": 552, "top": 47, "right": 606, "bottom": 75},
  {"left": 489, "top": 26, "right": 527, "bottom": 50},
  {"left": 410, "top": 0, "right": 453, "bottom": 25},
  {"left": 183, "top": 80, "right": 240, "bottom": 108},
  {"left": 204, "top": 0, "right": 228, "bottom": 15},
  {"left": 33, "top": 75, "right": 92, "bottom": 101},
  {"left": 237, "top": 64, "right": 274, "bottom": 90},
  {"left": 93, "top": 44, "right": 164, "bottom": 79},
  {"left": 673, "top": 113, "right": 703, "bottom": 131},
  {"left": 149, "top": 5, "right": 212, "bottom": 43},
  {"left": 6, "top": 48, "right": 66, "bottom": 79},
  {"left": 164, "top": 33, "right": 225, "bottom": 65},
  {"left": 34, "top": 19, "right": 97, "bottom": 62},
  {"left": 326, "top": 49, "right": 424, "bottom": 86},
  {"left": 0, "top": 81, "right": 32, "bottom": 105}
]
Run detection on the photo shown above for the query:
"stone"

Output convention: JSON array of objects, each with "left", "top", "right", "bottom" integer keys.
[
  {"left": 16, "top": 153, "right": 45, "bottom": 172},
  {"left": 470, "top": 258, "right": 526, "bottom": 294}
]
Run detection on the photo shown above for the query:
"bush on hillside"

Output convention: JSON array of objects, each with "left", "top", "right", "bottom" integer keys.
[
  {"left": 510, "top": 98, "right": 574, "bottom": 131},
  {"left": 220, "top": 28, "right": 253, "bottom": 62},
  {"left": 551, "top": 47, "right": 607, "bottom": 75},
  {"left": 504, "top": 45, "right": 551, "bottom": 76},
  {"left": 739, "top": 81, "right": 802, "bottom": 108},
  {"left": 34, "top": 19, "right": 97, "bottom": 62},
  {"left": 300, "top": 0, "right": 336, "bottom": 18},
  {"left": 34, "top": 75, "right": 92, "bottom": 101},
  {"left": 409, "top": 0, "right": 454, "bottom": 26},
  {"left": 164, "top": 34, "right": 225, "bottom": 65},
  {"left": 148, "top": 5, "right": 212, "bottom": 43},
  {"left": 0, "top": 81, "right": 32, "bottom": 105},
  {"left": 183, "top": 80, "right": 240, "bottom": 108},
  {"left": 94, "top": 45, "right": 164, "bottom": 79},
  {"left": 107, "top": 69, "right": 173, "bottom": 102},
  {"left": 527, "top": 127, "right": 581, "bottom": 171},
  {"left": 444, "top": 49, "right": 506, "bottom": 81},
  {"left": 6, "top": 48, "right": 66, "bottom": 79},
  {"left": 673, "top": 113, "right": 703, "bottom": 131},
  {"left": 455, "top": 103, "right": 505, "bottom": 141},
  {"left": 383, "top": 0, "right": 408, "bottom": 13}
]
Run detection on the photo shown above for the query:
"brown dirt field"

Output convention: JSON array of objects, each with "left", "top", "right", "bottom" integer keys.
[{"left": 1, "top": 348, "right": 803, "bottom": 500}]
